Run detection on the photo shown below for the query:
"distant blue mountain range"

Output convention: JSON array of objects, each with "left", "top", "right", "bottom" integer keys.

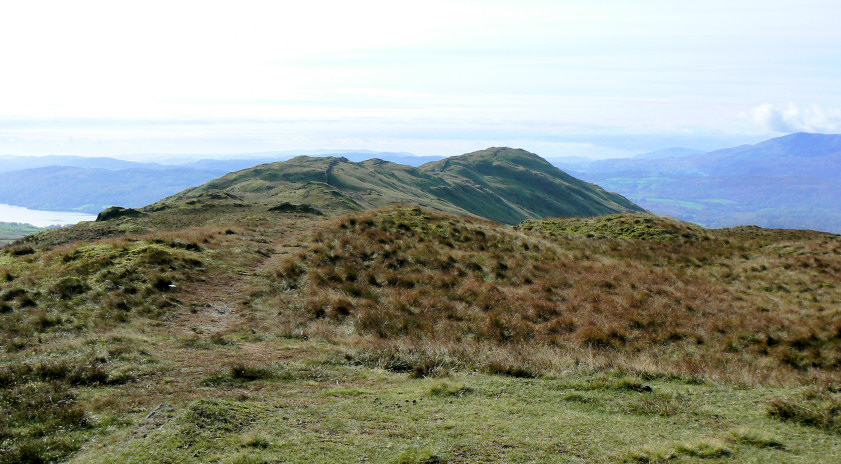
[{"left": 560, "top": 132, "right": 841, "bottom": 232}]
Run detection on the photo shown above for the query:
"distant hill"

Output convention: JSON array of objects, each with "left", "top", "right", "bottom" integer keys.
[
  {"left": 0, "top": 222, "right": 42, "bottom": 245},
  {"left": 164, "top": 147, "right": 644, "bottom": 224},
  {"left": 563, "top": 132, "right": 841, "bottom": 232},
  {"left": 0, "top": 155, "right": 160, "bottom": 172},
  {"left": 0, "top": 151, "right": 445, "bottom": 215},
  {"left": 0, "top": 166, "right": 224, "bottom": 213}
]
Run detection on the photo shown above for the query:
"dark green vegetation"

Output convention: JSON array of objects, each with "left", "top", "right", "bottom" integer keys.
[
  {"left": 95, "top": 207, "right": 142, "bottom": 222},
  {"left": 1, "top": 149, "right": 840, "bottom": 462},
  {"left": 171, "top": 147, "right": 644, "bottom": 224},
  {"left": 567, "top": 132, "right": 841, "bottom": 232},
  {"left": 0, "top": 222, "right": 42, "bottom": 246}
]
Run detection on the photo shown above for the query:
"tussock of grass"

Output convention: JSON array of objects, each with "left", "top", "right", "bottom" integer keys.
[
  {"left": 622, "top": 446, "right": 675, "bottom": 463},
  {"left": 2, "top": 244, "right": 35, "bottom": 256},
  {"left": 767, "top": 388, "right": 841, "bottom": 433},
  {"left": 394, "top": 447, "right": 443, "bottom": 464},
  {"left": 729, "top": 428, "right": 785, "bottom": 449},
  {"left": 674, "top": 439, "right": 732, "bottom": 459},
  {"left": 203, "top": 361, "right": 337, "bottom": 387},
  {"left": 623, "top": 392, "right": 689, "bottom": 417},
  {"left": 230, "top": 362, "right": 275, "bottom": 381},
  {"left": 609, "top": 376, "right": 653, "bottom": 392},
  {"left": 181, "top": 398, "right": 267, "bottom": 434},
  {"left": 428, "top": 381, "right": 473, "bottom": 397},
  {"left": 562, "top": 392, "right": 597, "bottom": 404},
  {"left": 202, "top": 363, "right": 275, "bottom": 386},
  {"left": 554, "top": 374, "right": 656, "bottom": 394},
  {"left": 241, "top": 431, "right": 273, "bottom": 449}
]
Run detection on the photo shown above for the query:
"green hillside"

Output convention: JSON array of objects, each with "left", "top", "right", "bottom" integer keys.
[
  {"left": 420, "top": 148, "right": 643, "bottom": 223},
  {"left": 167, "top": 148, "right": 644, "bottom": 224},
  {"left": 0, "top": 222, "right": 42, "bottom": 245}
]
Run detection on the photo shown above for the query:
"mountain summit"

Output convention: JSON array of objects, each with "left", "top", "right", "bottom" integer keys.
[{"left": 166, "top": 147, "right": 644, "bottom": 224}]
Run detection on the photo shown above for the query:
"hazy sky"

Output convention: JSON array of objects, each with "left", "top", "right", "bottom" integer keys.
[{"left": 1, "top": 0, "right": 840, "bottom": 159}]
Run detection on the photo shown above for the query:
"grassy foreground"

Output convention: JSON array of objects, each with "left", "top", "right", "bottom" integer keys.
[
  {"left": 1, "top": 204, "right": 840, "bottom": 462},
  {"left": 69, "top": 340, "right": 841, "bottom": 464}
]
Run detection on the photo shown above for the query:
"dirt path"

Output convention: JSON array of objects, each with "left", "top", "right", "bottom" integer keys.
[
  {"left": 168, "top": 217, "right": 318, "bottom": 337},
  {"left": 132, "top": 215, "right": 325, "bottom": 402}
]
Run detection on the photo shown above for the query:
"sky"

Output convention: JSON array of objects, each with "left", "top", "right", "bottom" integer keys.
[{"left": 1, "top": 0, "right": 840, "bottom": 160}]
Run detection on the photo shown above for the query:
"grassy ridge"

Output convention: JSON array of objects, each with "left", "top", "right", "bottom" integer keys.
[
  {"left": 1, "top": 205, "right": 840, "bottom": 462},
  {"left": 420, "top": 148, "right": 643, "bottom": 223},
  {"left": 518, "top": 213, "right": 710, "bottom": 241},
  {"left": 169, "top": 148, "right": 645, "bottom": 224}
]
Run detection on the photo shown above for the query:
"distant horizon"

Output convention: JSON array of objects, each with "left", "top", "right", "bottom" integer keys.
[
  {"left": 0, "top": 131, "right": 828, "bottom": 163},
  {"left": 0, "top": 125, "right": 775, "bottom": 161}
]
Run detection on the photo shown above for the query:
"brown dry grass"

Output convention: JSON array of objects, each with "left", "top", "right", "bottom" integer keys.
[{"left": 262, "top": 207, "right": 841, "bottom": 385}]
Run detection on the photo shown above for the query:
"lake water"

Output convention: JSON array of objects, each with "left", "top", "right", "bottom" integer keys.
[{"left": 0, "top": 203, "right": 96, "bottom": 227}]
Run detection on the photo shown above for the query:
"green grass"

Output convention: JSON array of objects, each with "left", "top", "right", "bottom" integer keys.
[{"left": 65, "top": 354, "right": 841, "bottom": 463}]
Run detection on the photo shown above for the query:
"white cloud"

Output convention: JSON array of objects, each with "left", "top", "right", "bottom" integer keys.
[{"left": 752, "top": 103, "right": 841, "bottom": 133}]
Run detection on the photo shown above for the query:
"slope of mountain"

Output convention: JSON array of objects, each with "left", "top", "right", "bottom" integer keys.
[
  {"left": 418, "top": 147, "right": 643, "bottom": 223},
  {"left": 166, "top": 147, "right": 644, "bottom": 224},
  {"left": 693, "top": 132, "right": 841, "bottom": 177},
  {"left": 566, "top": 132, "right": 841, "bottom": 232}
]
